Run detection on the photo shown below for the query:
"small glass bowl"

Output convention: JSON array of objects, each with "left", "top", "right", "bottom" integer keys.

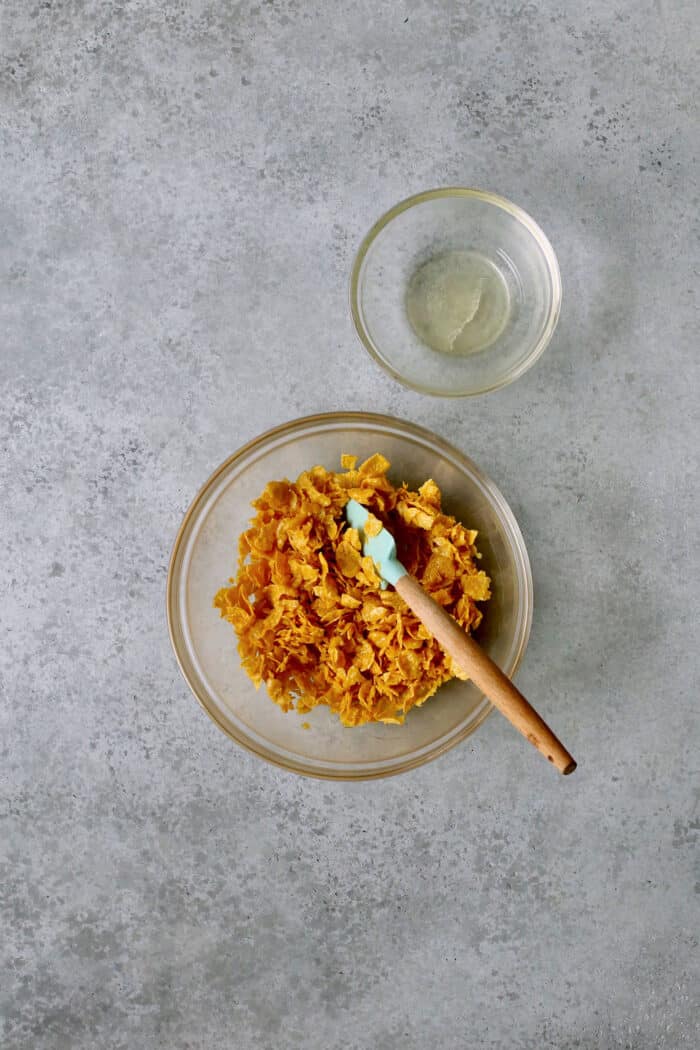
[
  {"left": 167, "top": 413, "right": 533, "bottom": 780},
  {"left": 350, "top": 188, "right": 561, "bottom": 397}
]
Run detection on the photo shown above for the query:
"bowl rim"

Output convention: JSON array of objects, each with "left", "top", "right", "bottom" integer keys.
[
  {"left": 349, "top": 186, "right": 562, "bottom": 397},
  {"left": 166, "top": 411, "right": 534, "bottom": 780}
]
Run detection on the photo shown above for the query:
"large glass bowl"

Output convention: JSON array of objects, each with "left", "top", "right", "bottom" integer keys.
[
  {"left": 167, "top": 413, "right": 533, "bottom": 779},
  {"left": 350, "top": 188, "right": 561, "bottom": 396}
]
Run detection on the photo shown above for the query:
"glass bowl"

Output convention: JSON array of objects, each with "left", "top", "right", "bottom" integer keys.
[
  {"left": 167, "top": 413, "right": 533, "bottom": 779},
  {"left": 350, "top": 188, "right": 561, "bottom": 397}
]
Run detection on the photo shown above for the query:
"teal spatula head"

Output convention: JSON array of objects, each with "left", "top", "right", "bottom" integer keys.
[{"left": 344, "top": 499, "right": 408, "bottom": 588}]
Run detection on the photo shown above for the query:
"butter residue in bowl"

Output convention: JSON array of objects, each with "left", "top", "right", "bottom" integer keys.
[{"left": 406, "top": 249, "right": 511, "bottom": 356}]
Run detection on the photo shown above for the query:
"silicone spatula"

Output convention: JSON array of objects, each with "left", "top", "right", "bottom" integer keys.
[{"left": 345, "top": 498, "right": 576, "bottom": 775}]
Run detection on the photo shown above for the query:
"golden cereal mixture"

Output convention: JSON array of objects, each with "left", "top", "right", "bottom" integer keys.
[{"left": 213, "top": 454, "right": 490, "bottom": 726}]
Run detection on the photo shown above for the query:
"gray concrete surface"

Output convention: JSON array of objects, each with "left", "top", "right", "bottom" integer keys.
[{"left": 1, "top": 1, "right": 698, "bottom": 1047}]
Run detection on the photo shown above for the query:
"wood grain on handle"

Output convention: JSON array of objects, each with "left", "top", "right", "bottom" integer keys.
[{"left": 394, "top": 574, "right": 576, "bottom": 775}]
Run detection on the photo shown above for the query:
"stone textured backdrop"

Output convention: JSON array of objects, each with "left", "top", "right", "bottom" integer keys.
[{"left": 1, "top": 2, "right": 697, "bottom": 1047}]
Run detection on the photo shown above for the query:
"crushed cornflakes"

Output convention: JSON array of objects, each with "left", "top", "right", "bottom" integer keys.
[{"left": 213, "top": 454, "right": 490, "bottom": 726}]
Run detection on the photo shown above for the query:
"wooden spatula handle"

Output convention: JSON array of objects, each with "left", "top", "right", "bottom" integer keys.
[{"left": 395, "top": 574, "right": 576, "bottom": 775}]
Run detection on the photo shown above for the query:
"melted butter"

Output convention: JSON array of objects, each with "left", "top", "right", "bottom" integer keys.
[{"left": 406, "top": 250, "right": 511, "bottom": 355}]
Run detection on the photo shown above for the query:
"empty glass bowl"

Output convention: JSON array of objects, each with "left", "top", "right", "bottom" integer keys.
[
  {"left": 350, "top": 188, "right": 561, "bottom": 396},
  {"left": 167, "top": 413, "right": 533, "bottom": 779}
]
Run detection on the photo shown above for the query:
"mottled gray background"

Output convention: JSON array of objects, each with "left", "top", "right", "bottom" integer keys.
[{"left": 1, "top": 1, "right": 698, "bottom": 1047}]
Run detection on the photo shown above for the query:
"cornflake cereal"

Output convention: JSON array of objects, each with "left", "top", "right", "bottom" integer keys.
[{"left": 213, "top": 454, "right": 490, "bottom": 726}]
